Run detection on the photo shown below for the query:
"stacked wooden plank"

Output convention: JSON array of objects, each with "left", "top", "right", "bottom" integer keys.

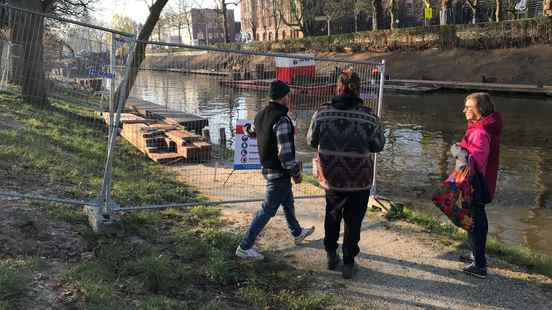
[
  {"left": 165, "top": 130, "right": 211, "bottom": 162},
  {"left": 118, "top": 122, "right": 211, "bottom": 164},
  {"left": 125, "top": 97, "right": 208, "bottom": 133},
  {"left": 98, "top": 98, "right": 212, "bottom": 164},
  {"left": 96, "top": 112, "right": 153, "bottom": 125}
]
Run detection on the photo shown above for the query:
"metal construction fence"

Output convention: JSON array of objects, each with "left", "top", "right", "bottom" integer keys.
[{"left": 0, "top": 4, "right": 385, "bottom": 218}]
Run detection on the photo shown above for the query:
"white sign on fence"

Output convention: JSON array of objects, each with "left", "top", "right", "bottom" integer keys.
[{"left": 233, "top": 119, "right": 261, "bottom": 170}]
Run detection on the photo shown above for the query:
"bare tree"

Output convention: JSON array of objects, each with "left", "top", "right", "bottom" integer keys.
[
  {"left": 6, "top": 0, "right": 94, "bottom": 105},
  {"left": 321, "top": 1, "right": 351, "bottom": 36},
  {"left": 215, "top": 0, "right": 239, "bottom": 43},
  {"left": 371, "top": 0, "right": 384, "bottom": 30},
  {"left": 385, "top": 0, "right": 398, "bottom": 30},
  {"left": 164, "top": 0, "right": 193, "bottom": 43},
  {"left": 121, "top": 0, "right": 169, "bottom": 101},
  {"left": 353, "top": 0, "right": 373, "bottom": 33},
  {"left": 495, "top": 0, "right": 501, "bottom": 21},
  {"left": 278, "top": 0, "right": 321, "bottom": 37},
  {"left": 144, "top": 0, "right": 167, "bottom": 40},
  {"left": 466, "top": 0, "right": 479, "bottom": 24},
  {"left": 270, "top": 0, "right": 283, "bottom": 40}
]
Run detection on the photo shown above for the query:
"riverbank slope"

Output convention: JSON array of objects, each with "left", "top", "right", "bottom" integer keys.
[{"left": 145, "top": 44, "right": 552, "bottom": 86}]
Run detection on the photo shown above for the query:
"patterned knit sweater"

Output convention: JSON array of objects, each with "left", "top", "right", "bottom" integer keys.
[{"left": 307, "top": 94, "right": 385, "bottom": 192}]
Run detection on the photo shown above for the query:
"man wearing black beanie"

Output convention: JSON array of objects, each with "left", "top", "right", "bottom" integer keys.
[{"left": 236, "top": 80, "right": 315, "bottom": 260}]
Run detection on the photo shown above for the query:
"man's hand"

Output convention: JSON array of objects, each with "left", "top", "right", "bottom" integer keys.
[{"left": 293, "top": 174, "right": 303, "bottom": 184}]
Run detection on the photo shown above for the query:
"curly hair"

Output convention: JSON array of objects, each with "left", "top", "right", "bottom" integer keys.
[{"left": 338, "top": 68, "right": 361, "bottom": 97}]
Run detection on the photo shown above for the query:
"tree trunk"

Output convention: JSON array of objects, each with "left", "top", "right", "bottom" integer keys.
[
  {"left": 354, "top": 12, "right": 358, "bottom": 33},
  {"left": 389, "top": 0, "right": 396, "bottom": 30},
  {"left": 495, "top": 0, "right": 501, "bottom": 21},
  {"left": 220, "top": 0, "right": 230, "bottom": 43},
  {"left": 372, "top": 0, "right": 383, "bottom": 31},
  {"left": 11, "top": 0, "right": 48, "bottom": 105},
  {"left": 22, "top": 14, "right": 47, "bottom": 105},
  {"left": 117, "top": 0, "right": 169, "bottom": 105},
  {"left": 470, "top": 0, "right": 478, "bottom": 24},
  {"left": 440, "top": 0, "right": 450, "bottom": 25}
]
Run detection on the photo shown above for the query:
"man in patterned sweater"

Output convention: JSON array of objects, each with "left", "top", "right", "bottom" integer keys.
[
  {"left": 236, "top": 80, "right": 315, "bottom": 260},
  {"left": 307, "top": 69, "right": 385, "bottom": 278}
]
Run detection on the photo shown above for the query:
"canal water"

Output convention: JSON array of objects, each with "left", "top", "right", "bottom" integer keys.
[{"left": 132, "top": 71, "right": 552, "bottom": 256}]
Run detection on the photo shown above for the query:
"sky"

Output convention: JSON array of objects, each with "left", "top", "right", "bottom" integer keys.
[{"left": 93, "top": 0, "right": 241, "bottom": 26}]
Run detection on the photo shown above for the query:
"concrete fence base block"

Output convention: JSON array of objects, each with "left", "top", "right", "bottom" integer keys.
[
  {"left": 369, "top": 195, "right": 393, "bottom": 213},
  {"left": 84, "top": 204, "right": 120, "bottom": 234}
]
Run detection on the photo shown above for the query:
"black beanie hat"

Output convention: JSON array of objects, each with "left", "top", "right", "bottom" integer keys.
[{"left": 269, "top": 80, "right": 290, "bottom": 100}]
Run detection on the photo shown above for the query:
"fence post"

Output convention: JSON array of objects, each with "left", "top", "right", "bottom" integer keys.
[
  {"left": 92, "top": 36, "right": 137, "bottom": 232},
  {"left": 109, "top": 34, "right": 117, "bottom": 138},
  {"left": 371, "top": 59, "right": 386, "bottom": 197}
]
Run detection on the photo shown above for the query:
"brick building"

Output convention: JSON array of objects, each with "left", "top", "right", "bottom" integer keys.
[
  {"left": 240, "top": 0, "right": 303, "bottom": 42},
  {"left": 163, "top": 8, "right": 237, "bottom": 46}
]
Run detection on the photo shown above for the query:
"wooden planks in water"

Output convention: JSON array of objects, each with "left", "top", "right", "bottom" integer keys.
[{"left": 125, "top": 97, "right": 208, "bottom": 132}]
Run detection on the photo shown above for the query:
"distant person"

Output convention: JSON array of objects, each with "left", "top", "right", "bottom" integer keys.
[
  {"left": 454, "top": 92, "right": 503, "bottom": 278},
  {"left": 545, "top": 0, "right": 552, "bottom": 16},
  {"left": 307, "top": 69, "right": 385, "bottom": 279},
  {"left": 370, "top": 67, "right": 380, "bottom": 85},
  {"left": 236, "top": 80, "right": 315, "bottom": 260}
]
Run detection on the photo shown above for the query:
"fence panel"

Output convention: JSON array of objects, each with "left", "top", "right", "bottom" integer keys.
[
  {"left": 0, "top": 3, "right": 385, "bottom": 213},
  {"left": 0, "top": 4, "right": 132, "bottom": 207},
  {"left": 111, "top": 41, "right": 385, "bottom": 209}
]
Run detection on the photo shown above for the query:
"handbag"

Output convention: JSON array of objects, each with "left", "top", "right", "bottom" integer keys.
[{"left": 432, "top": 167, "right": 474, "bottom": 231}]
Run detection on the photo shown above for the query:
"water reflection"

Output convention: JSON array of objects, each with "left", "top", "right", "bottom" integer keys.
[{"left": 131, "top": 71, "right": 552, "bottom": 256}]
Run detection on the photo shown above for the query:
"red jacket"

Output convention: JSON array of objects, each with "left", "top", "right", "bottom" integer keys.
[{"left": 458, "top": 112, "right": 503, "bottom": 201}]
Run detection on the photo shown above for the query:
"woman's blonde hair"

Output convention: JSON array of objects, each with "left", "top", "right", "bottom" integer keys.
[{"left": 465, "top": 92, "right": 495, "bottom": 117}]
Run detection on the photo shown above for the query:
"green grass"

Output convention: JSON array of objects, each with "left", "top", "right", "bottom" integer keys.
[
  {"left": 302, "top": 174, "right": 320, "bottom": 188},
  {"left": 58, "top": 205, "right": 332, "bottom": 309},
  {"left": 0, "top": 92, "right": 198, "bottom": 207},
  {"left": 385, "top": 202, "right": 552, "bottom": 278},
  {"left": 0, "top": 93, "right": 333, "bottom": 309},
  {"left": 0, "top": 259, "right": 35, "bottom": 309}
]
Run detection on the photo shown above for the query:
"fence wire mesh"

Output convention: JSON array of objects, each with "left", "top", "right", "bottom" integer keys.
[
  {"left": 117, "top": 42, "right": 384, "bottom": 206},
  {"left": 0, "top": 4, "right": 133, "bottom": 207},
  {"left": 0, "top": 3, "right": 384, "bottom": 211}
]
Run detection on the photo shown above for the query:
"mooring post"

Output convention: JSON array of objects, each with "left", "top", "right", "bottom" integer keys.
[
  {"left": 219, "top": 127, "right": 227, "bottom": 146},
  {"left": 202, "top": 128, "right": 211, "bottom": 143}
]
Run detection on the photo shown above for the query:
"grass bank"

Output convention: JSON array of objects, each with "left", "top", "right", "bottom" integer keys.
[
  {"left": 385, "top": 202, "right": 552, "bottom": 278},
  {"left": 0, "top": 93, "right": 333, "bottom": 309}
]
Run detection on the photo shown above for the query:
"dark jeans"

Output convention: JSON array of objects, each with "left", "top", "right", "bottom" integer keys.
[
  {"left": 324, "top": 190, "right": 370, "bottom": 265},
  {"left": 468, "top": 202, "right": 488, "bottom": 268},
  {"left": 240, "top": 177, "right": 302, "bottom": 250}
]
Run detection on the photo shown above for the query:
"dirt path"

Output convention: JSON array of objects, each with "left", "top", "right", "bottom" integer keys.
[{"left": 169, "top": 165, "right": 552, "bottom": 310}]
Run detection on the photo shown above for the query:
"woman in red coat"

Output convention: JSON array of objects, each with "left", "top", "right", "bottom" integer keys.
[{"left": 456, "top": 92, "right": 503, "bottom": 278}]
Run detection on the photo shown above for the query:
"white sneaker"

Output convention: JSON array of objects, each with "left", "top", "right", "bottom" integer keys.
[
  {"left": 235, "top": 246, "right": 264, "bottom": 260},
  {"left": 294, "top": 226, "right": 315, "bottom": 245}
]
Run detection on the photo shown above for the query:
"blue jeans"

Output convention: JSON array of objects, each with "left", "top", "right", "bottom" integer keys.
[{"left": 240, "top": 177, "right": 302, "bottom": 250}]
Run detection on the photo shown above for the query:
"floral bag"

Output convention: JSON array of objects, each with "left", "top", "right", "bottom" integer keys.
[{"left": 432, "top": 166, "right": 474, "bottom": 231}]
